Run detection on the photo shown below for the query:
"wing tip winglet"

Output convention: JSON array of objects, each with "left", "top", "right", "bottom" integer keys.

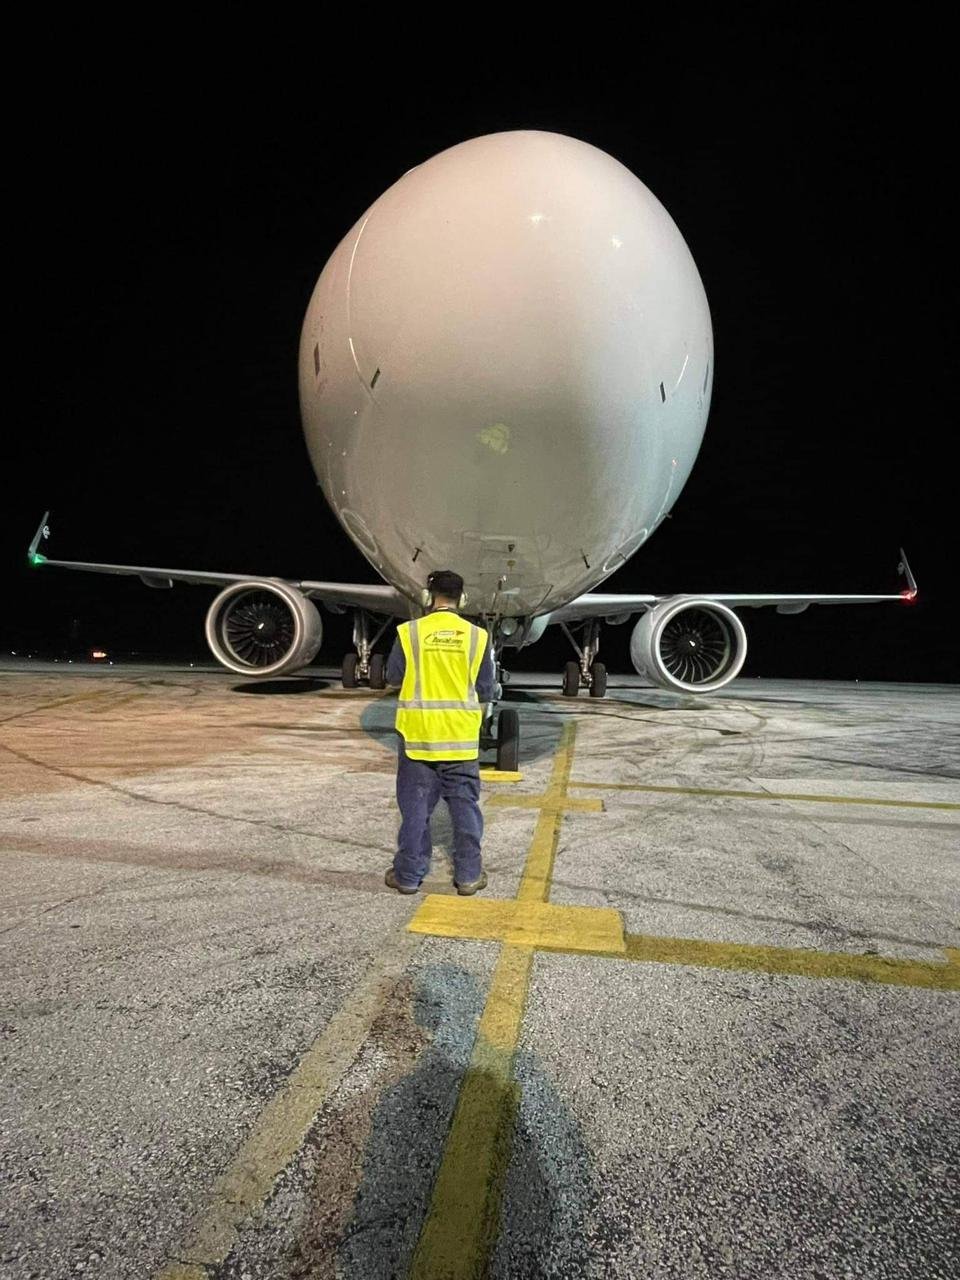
[
  {"left": 27, "top": 511, "right": 51, "bottom": 566},
  {"left": 897, "top": 547, "right": 918, "bottom": 601}
]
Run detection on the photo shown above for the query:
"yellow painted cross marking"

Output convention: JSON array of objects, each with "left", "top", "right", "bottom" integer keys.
[
  {"left": 409, "top": 903, "right": 958, "bottom": 992},
  {"left": 569, "top": 779, "right": 960, "bottom": 811},
  {"left": 409, "top": 894, "right": 626, "bottom": 954}
]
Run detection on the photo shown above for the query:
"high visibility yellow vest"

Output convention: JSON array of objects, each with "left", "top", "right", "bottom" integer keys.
[{"left": 395, "top": 611, "right": 488, "bottom": 761}]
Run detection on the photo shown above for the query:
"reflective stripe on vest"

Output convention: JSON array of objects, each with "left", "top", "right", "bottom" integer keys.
[
  {"left": 397, "top": 700, "right": 480, "bottom": 710},
  {"left": 395, "top": 612, "right": 488, "bottom": 761}
]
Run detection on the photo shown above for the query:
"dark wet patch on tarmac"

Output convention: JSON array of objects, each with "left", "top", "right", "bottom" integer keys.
[{"left": 232, "top": 679, "right": 335, "bottom": 695}]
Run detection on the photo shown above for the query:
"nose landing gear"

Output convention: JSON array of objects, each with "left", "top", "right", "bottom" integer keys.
[{"left": 481, "top": 706, "right": 520, "bottom": 772}]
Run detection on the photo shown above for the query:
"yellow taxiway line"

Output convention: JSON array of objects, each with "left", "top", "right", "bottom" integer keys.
[
  {"left": 407, "top": 942, "right": 533, "bottom": 1280},
  {"left": 568, "top": 779, "right": 960, "bottom": 811},
  {"left": 582, "top": 934, "right": 958, "bottom": 992},
  {"left": 407, "top": 722, "right": 581, "bottom": 1278},
  {"left": 515, "top": 724, "right": 587, "bottom": 903}
]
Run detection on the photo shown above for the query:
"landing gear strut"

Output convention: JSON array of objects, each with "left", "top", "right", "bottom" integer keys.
[
  {"left": 560, "top": 620, "right": 607, "bottom": 698},
  {"left": 341, "top": 610, "right": 391, "bottom": 689}
]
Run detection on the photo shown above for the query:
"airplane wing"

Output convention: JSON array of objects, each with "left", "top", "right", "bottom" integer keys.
[
  {"left": 25, "top": 513, "right": 409, "bottom": 615},
  {"left": 549, "top": 551, "right": 918, "bottom": 623}
]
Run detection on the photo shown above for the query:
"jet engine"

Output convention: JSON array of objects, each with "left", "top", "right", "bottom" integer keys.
[
  {"left": 205, "top": 580, "right": 323, "bottom": 676},
  {"left": 630, "top": 598, "right": 746, "bottom": 693}
]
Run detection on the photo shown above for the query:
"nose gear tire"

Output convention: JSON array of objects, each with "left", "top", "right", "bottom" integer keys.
[{"left": 496, "top": 708, "right": 520, "bottom": 772}]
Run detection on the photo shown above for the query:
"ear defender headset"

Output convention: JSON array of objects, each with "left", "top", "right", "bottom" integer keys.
[{"left": 420, "top": 571, "right": 468, "bottom": 610}]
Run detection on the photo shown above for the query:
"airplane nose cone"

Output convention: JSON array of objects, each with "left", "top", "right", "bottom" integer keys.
[
  {"left": 300, "top": 130, "right": 713, "bottom": 609},
  {"left": 349, "top": 135, "right": 706, "bottom": 505},
  {"left": 345, "top": 132, "right": 707, "bottom": 448}
]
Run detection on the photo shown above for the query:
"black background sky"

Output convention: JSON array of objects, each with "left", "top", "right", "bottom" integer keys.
[{"left": 4, "top": 24, "right": 954, "bottom": 682}]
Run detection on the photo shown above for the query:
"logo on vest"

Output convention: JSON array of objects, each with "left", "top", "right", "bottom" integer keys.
[{"left": 425, "top": 630, "right": 465, "bottom": 650}]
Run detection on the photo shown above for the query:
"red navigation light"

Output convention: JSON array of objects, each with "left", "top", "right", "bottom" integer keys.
[{"left": 900, "top": 589, "right": 918, "bottom": 604}]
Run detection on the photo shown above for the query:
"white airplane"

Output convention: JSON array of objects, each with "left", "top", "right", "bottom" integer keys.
[{"left": 27, "top": 131, "right": 916, "bottom": 768}]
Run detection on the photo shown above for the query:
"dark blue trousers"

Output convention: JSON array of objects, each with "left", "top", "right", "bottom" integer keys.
[{"left": 393, "top": 739, "right": 483, "bottom": 888}]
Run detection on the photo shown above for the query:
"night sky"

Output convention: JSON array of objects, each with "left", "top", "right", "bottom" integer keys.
[{"left": 4, "top": 30, "right": 953, "bottom": 682}]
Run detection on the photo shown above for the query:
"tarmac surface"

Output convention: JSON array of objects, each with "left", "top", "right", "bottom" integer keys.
[{"left": 0, "top": 659, "right": 957, "bottom": 1279}]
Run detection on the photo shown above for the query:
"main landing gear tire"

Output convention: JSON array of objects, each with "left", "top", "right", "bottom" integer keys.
[
  {"left": 562, "top": 661, "right": 581, "bottom": 697},
  {"left": 369, "top": 653, "right": 386, "bottom": 690},
  {"left": 589, "top": 661, "right": 607, "bottom": 698},
  {"left": 496, "top": 708, "right": 520, "bottom": 772},
  {"left": 341, "top": 653, "right": 358, "bottom": 688}
]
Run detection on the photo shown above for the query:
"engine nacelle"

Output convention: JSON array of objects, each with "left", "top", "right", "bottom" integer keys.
[
  {"left": 630, "top": 598, "right": 747, "bottom": 693},
  {"left": 205, "top": 580, "right": 323, "bottom": 676}
]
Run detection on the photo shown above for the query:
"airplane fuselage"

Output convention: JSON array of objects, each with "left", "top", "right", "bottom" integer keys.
[{"left": 298, "top": 131, "right": 712, "bottom": 619}]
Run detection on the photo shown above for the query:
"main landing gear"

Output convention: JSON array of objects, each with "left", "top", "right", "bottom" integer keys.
[
  {"left": 560, "top": 620, "right": 607, "bottom": 698},
  {"left": 341, "top": 610, "right": 391, "bottom": 689}
]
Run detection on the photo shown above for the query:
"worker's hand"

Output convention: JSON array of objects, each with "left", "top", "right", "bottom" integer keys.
[{"left": 493, "top": 681, "right": 503, "bottom": 702}]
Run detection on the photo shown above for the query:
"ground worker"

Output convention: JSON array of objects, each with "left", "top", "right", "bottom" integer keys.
[{"left": 384, "top": 569, "right": 497, "bottom": 895}]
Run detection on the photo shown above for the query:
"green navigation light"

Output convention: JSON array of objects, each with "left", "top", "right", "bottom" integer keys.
[{"left": 28, "top": 552, "right": 47, "bottom": 566}]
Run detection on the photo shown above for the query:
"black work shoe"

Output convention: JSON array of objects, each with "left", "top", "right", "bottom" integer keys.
[
  {"left": 455, "top": 871, "right": 488, "bottom": 896},
  {"left": 385, "top": 868, "right": 420, "bottom": 895}
]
